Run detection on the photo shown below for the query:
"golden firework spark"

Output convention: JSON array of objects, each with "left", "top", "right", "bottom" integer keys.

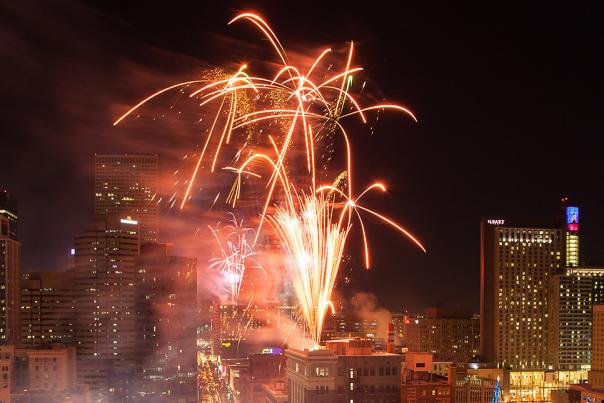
[{"left": 114, "top": 12, "right": 425, "bottom": 345}]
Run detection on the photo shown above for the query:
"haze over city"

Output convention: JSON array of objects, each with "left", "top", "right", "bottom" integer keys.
[{"left": 1, "top": 2, "right": 602, "bottom": 402}]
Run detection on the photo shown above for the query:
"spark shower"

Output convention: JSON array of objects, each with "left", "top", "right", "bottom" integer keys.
[{"left": 114, "top": 12, "right": 426, "bottom": 345}]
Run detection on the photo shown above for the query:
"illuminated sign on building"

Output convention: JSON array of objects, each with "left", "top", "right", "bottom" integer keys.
[
  {"left": 120, "top": 218, "right": 138, "bottom": 225},
  {"left": 261, "top": 347, "right": 283, "bottom": 355},
  {"left": 487, "top": 219, "right": 505, "bottom": 225},
  {"left": 566, "top": 207, "right": 579, "bottom": 232}
]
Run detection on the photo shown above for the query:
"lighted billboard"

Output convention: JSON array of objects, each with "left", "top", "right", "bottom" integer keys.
[{"left": 566, "top": 206, "right": 579, "bottom": 232}]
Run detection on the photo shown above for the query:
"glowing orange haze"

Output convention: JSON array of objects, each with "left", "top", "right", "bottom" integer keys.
[{"left": 114, "top": 12, "right": 425, "bottom": 345}]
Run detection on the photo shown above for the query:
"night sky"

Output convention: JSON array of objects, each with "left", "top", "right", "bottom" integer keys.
[{"left": 1, "top": 1, "right": 603, "bottom": 312}]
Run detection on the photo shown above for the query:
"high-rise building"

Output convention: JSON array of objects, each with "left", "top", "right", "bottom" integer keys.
[
  {"left": 403, "top": 307, "right": 480, "bottom": 362},
  {"left": 20, "top": 270, "right": 77, "bottom": 348},
  {"left": 549, "top": 267, "right": 604, "bottom": 370},
  {"left": 73, "top": 214, "right": 139, "bottom": 364},
  {"left": 0, "top": 190, "right": 18, "bottom": 240},
  {"left": 480, "top": 218, "right": 563, "bottom": 369},
  {"left": 133, "top": 242, "right": 198, "bottom": 400},
  {"left": 94, "top": 154, "right": 159, "bottom": 242},
  {"left": 569, "top": 305, "right": 604, "bottom": 403},
  {"left": 589, "top": 305, "right": 604, "bottom": 388},
  {"left": 0, "top": 210, "right": 20, "bottom": 344},
  {"left": 286, "top": 339, "right": 402, "bottom": 403}
]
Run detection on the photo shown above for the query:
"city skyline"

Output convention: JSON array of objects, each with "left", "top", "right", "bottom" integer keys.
[
  {"left": 1, "top": 2, "right": 602, "bottom": 312},
  {"left": 1, "top": 3, "right": 604, "bottom": 402}
]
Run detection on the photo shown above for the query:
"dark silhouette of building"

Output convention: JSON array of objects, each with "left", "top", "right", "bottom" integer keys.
[
  {"left": 133, "top": 242, "right": 198, "bottom": 401},
  {"left": 1, "top": 192, "right": 20, "bottom": 344}
]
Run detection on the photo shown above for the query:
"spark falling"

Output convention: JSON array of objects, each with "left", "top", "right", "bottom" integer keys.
[
  {"left": 208, "top": 215, "right": 262, "bottom": 304},
  {"left": 115, "top": 12, "right": 425, "bottom": 345}
]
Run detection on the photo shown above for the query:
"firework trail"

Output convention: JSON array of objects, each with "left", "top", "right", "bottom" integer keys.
[
  {"left": 114, "top": 12, "right": 425, "bottom": 345},
  {"left": 208, "top": 214, "right": 262, "bottom": 304}
]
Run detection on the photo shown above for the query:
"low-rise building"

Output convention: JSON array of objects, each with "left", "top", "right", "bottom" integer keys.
[
  {"left": 285, "top": 339, "right": 402, "bottom": 403},
  {"left": 238, "top": 353, "right": 286, "bottom": 403},
  {"left": 286, "top": 338, "right": 402, "bottom": 403},
  {"left": 401, "top": 352, "right": 454, "bottom": 403}
]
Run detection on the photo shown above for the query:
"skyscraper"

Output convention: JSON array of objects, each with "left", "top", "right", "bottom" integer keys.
[
  {"left": 589, "top": 305, "right": 604, "bottom": 388},
  {"left": 569, "top": 305, "right": 604, "bottom": 403},
  {"left": 133, "top": 243, "right": 198, "bottom": 400},
  {"left": 20, "top": 270, "right": 77, "bottom": 348},
  {"left": 480, "top": 218, "right": 563, "bottom": 369},
  {"left": 0, "top": 197, "right": 20, "bottom": 343},
  {"left": 549, "top": 267, "right": 604, "bottom": 370},
  {"left": 73, "top": 214, "right": 139, "bottom": 363},
  {"left": 94, "top": 154, "right": 159, "bottom": 242},
  {"left": 0, "top": 190, "right": 18, "bottom": 240}
]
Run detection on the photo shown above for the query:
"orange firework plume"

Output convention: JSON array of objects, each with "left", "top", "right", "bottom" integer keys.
[{"left": 114, "top": 11, "right": 425, "bottom": 345}]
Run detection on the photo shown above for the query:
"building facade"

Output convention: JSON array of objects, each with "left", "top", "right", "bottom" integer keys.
[
  {"left": 480, "top": 218, "right": 563, "bottom": 369},
  {"left": 133, "top": 242, "right": 198, "bottom": 400},
  {"left": 549, "top": 267, "right": 604, "bottom": 370},
  {"left": 589, "top": 305, "right": 604, "bottom": 389},
  {"left": 0, "top": 191, "right": 17, "bottom": 241},
  {"left": 73, "top": 214, "right": 139, "bottom": 364},
  {"left": 94, "top": 154, "right": 159, "bottom": 242},
  {"left": 403, "top": 307, "right": 479, "bottom": 362},
  {"left": 20, "top": 270, "right": 77, "bottom": 348},
  {"left": 401, "top": 352, "right": 454, "bottom": 403},
  {"left": 455, "top": 375, "right": 498, "bottom": 403},
  {"left": 286, "top": 339, "right": 402, "bottom": 403},
  {"left": 0, "top": 212, "right": 19, "bottom": 343}
]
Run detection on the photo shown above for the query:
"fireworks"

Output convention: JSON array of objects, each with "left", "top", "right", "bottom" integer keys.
[
  {"left": 114, "top": 12, "right": 425, "bottom": 345},
  {"left": 208, "top": 214, "right": 262, "bottom": 304}
]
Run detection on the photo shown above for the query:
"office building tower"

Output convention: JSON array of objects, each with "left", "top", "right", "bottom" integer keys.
[
  {"left": 480, "top": 218, "right": 563, "bottom": 369},
  {"left": 589, "top": 305, "right": 604, "bottom": 388},
  {"left": 133, "top": 242, "right": 197, "bottom": 400},
  {"left": 286, "top": 338, "right": 402, "bottom": 403},
  {"left": 0, "top": 213, "right": 20, "bottom": 343},
  {"left": 569, "top": 305, "right": 604, "bottom": 403},
  {"left": 73, "top": 214, "right": 139, "bottom": 363},
  {"left": 549, "top": 267, "right": 604, "bottom": 370},
  {"left": 20, "top": 270, "right": 77, "bottom": 348},
  {"left": 0, "top": 190, "right": 17, "bottom": 240},
  {"left": 403, "top": 307, "right": 480, "bottom": 362},
  {"left": 94, "top": 154, "right": 159, "bottom": 242}
]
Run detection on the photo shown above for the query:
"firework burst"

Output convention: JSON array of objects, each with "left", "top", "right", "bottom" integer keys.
[
  {"left": 208, "top": 214, "right": 262, "bottom": 304},
  {"left": 114, "top": 12, "right": 426, "bottom": 346}
]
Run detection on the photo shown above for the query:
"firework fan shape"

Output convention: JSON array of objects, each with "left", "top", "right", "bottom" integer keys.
[{"left": 114, "top": 12, "right": 426, "bottom": 345}]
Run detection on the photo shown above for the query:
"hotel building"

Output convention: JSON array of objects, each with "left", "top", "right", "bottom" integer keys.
[{"left": 480, "top": 218, "right": 563, "bottom": 369}]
